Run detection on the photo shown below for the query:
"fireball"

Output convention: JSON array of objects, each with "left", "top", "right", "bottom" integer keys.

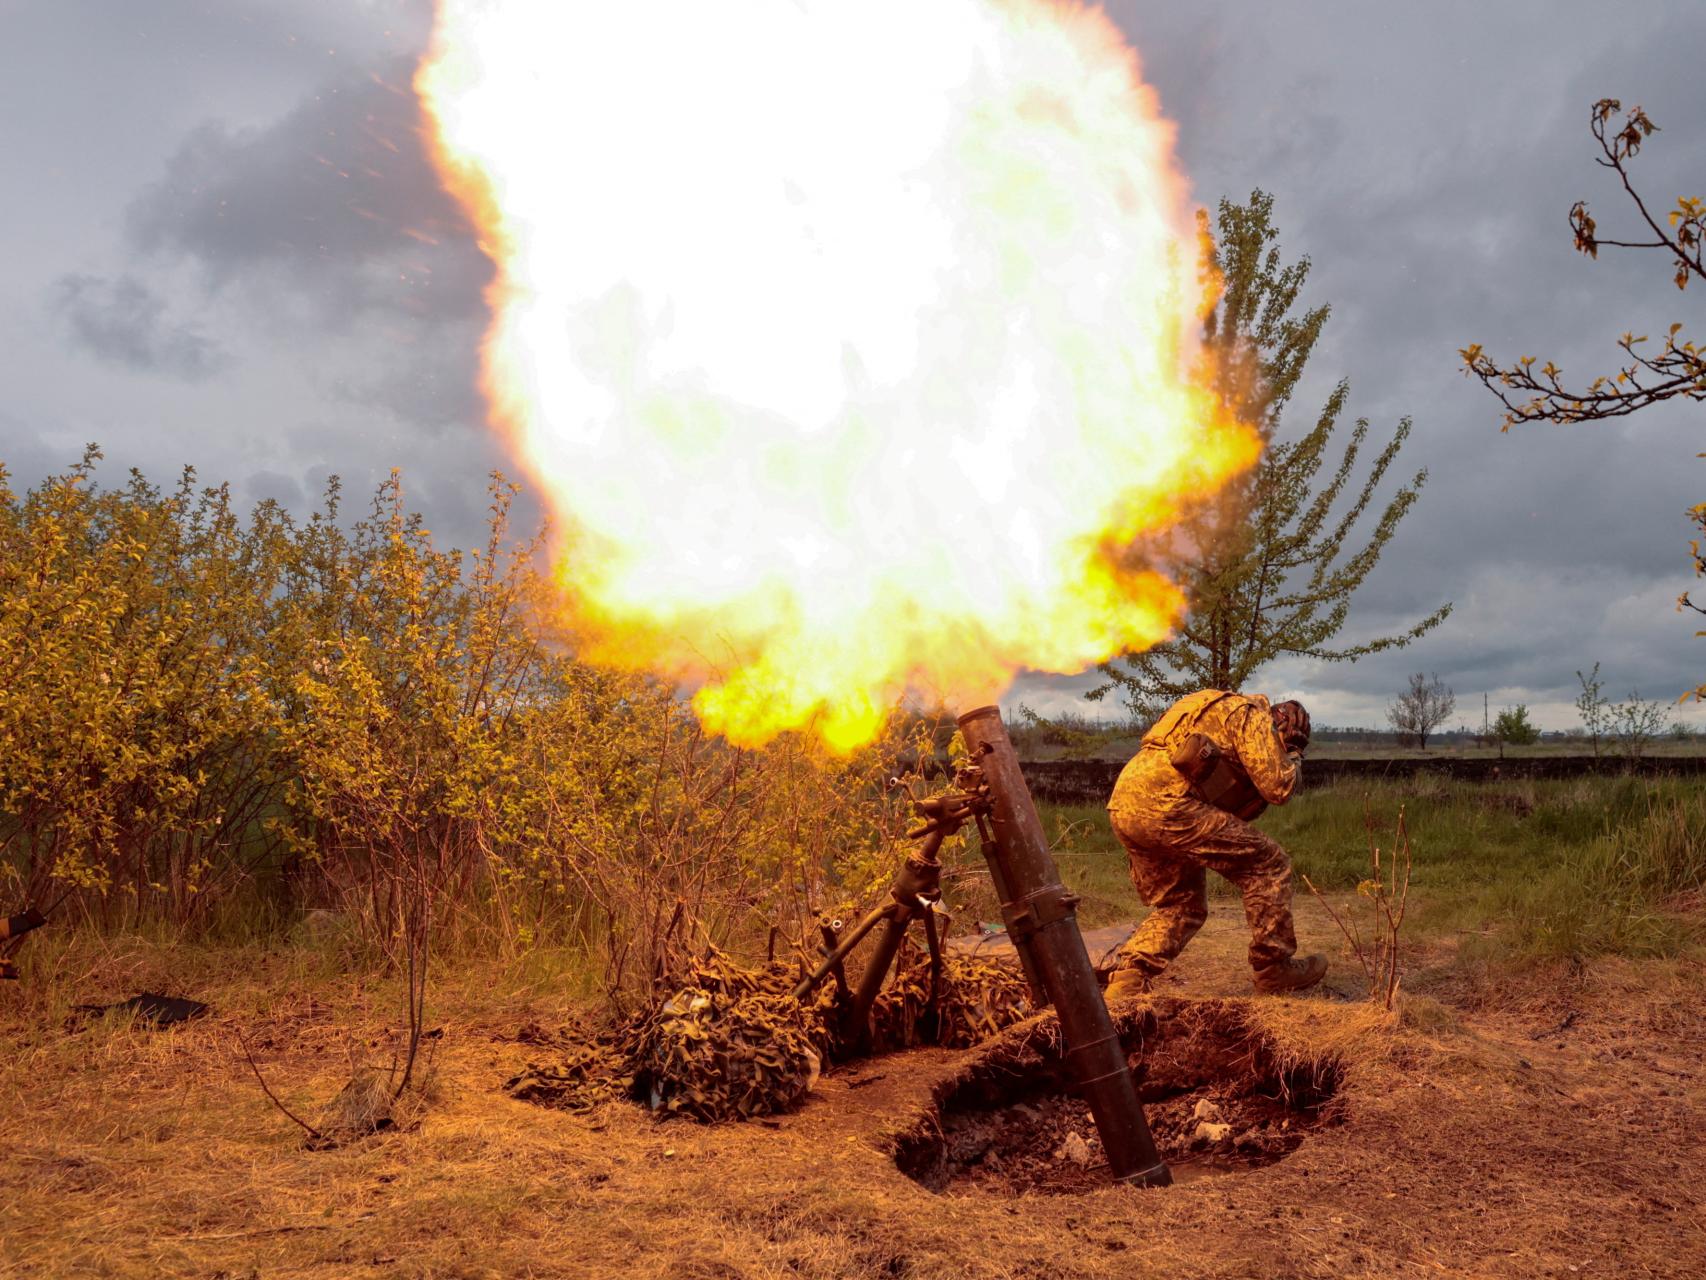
[{"left": 417, "top": 0, "right": 1257, "bottom": 750}]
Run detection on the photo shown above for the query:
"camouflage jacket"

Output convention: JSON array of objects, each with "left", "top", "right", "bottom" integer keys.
[{"left": 1107, "top": 689, "right": 1301, "bottom": 820}]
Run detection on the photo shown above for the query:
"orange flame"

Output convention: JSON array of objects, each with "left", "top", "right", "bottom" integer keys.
[{"left": 417, "top": 0, "right": 1258, "bottom": 751}]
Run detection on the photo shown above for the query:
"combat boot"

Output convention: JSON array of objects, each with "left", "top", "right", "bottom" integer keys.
[
  {"left": 1103, "top": 965, "right": 1154, "bottom": 1003},
  {"left": 1251, "top": 954, "right": 1327, "bottom": 995}
]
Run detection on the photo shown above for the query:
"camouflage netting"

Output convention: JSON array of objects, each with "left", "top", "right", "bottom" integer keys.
[
  {"left": 507, "top": 943, "right": 1034, "bottom": 1123},
  {"left": 506, "top": 952, "right": 836, "bottom": 1123},
  {"left": 870, "top": 942, "right": 1033, "bottom": 1052},
  {"left": 634, "top": 961, "right": 837, "bottom": 1121}
]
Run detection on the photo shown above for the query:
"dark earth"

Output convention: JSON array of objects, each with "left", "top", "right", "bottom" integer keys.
[{"left": 894, "top": 996, "right": 1344, "bottom": 1195}]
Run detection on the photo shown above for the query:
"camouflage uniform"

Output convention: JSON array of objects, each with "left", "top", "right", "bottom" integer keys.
[{"left": 1106, "top": 690, "right": 1304, "bottom": 976}]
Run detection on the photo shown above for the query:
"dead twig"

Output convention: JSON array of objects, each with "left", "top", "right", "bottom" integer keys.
[
  {"left": 236, "top": 1030, "right": 325, "bottom": 1143},
  {"left": 1300, "top": 872, "right": 1372, "bottom": 977},
  {"left": 1302, "top": 800, "right": 1412, "bottom": 1010},
  {"left": 170, "top": 1223, "right": 335, "bottom": 1242},
  {"left": 1530, "top": 1009, "right": 1581, "bottom": 1041}
]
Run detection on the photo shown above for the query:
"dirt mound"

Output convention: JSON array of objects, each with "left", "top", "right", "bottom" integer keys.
[{"left": 893, "top": 996, "right": 1344, "bottom": 1195}]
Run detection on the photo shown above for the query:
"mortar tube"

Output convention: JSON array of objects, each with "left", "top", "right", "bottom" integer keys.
[
  {"left": 957, "top": 705, "right": 1171, "bottom": 1188},
  {"left": 974, "top": 811, "right": 1050, "bottom": 1006}
]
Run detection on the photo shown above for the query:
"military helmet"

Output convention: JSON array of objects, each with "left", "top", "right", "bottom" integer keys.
[{"left": 1271, "top": 699, "right": 1311, "bottom": 751}]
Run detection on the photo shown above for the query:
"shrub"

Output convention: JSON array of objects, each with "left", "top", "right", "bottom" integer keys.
[{"left": 0, "top": 451, "right": 914, "bottom": 1001}]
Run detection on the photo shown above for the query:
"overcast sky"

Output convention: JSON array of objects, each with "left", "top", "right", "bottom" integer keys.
[{"left": 4, "top": 1, "right": 1703, "bottom": 730}]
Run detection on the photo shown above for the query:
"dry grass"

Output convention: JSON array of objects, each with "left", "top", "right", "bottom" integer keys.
[{"left": 2, "top": 924, "right": 1704, "bottom": 1279}]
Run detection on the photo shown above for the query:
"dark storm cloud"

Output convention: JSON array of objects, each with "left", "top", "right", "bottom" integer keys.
[
  {"left": 105, "top": 45, "right": 501, "bottom": 466},
  {"left": 325, "top": 316, "right": 489, "bottom": 433},
  {"left": 126, "top": 58, "right": 490, "bottom": 327},
  {"left": 1074, "top": 0, "right": 1706, "bottom": 728},
  {"left": 51, "top": 273, "right": 231, "bottom": 380}
]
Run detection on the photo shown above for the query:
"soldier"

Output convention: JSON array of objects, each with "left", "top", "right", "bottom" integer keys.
[{"left": 1103, "top": 690, "right": 1326, "bottom": 999}]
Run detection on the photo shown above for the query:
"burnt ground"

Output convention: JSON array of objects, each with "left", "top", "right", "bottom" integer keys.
[{"left": 1, "top": 898, "right": 1703, "bottom": 1278}]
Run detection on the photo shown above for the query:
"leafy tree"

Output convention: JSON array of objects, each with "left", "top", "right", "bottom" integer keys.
[
  {"left": 1388, "top": 671, "right": 1455, "bottom": 750},
  {"left": 1460, "top": 101, "right": 1704, "bottom": 702},
  {"left": 1609, "top": 690, "right": 1667, "bottom": 761},
  {"left": 1093, "top": 191, "right": 1450, "bottom": 712},
  {"left": 1493, "top": 704, "right": 1541, "bottom": 753},
  {"left": 1575, "top": 662, "right": 1611, "bottom": 758}
]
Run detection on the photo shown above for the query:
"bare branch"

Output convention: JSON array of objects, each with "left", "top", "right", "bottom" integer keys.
[
  {"left": 1463, "top": 103, "right": 1706, "bottom": 429},
  {"left": 237, "top": 1030, "right": 325, "bottom": 1143}
]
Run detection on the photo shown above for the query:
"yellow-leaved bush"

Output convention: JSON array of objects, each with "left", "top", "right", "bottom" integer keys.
[{"left": 0, "top": 449, "right": 927, "bottom": 994}]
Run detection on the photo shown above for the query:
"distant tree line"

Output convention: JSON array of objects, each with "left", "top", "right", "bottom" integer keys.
[{"left": 1376, "top": 668, "right": 1693, "bottom": 758}]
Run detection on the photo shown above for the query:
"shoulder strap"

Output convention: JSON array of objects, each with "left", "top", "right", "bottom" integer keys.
[{"left": 1143, "top": 690, "right": 1237, "bottom": 748}]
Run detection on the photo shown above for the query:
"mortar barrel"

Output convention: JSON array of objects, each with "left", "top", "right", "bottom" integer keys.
[{"left": 957, "top": 705, "right": 1170, "bottom": 1188}]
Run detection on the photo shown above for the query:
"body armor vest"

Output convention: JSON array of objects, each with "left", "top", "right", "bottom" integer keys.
[{"left": 1146, "top": 691, "right": 1269, "bottom": 822}]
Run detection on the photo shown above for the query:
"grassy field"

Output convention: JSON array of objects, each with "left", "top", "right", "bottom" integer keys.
[
  {"left": 1033, "top": 774, "right": 1706, "bottom": 966},
  {"left": 1015, "top": 727, "right": 1706, "bottom": 763},
  {"left": 1303, "top": 739, "right": 1706, "bottom": 761},
  {"left": 2, "top": 774, "right": 1703, "bottom": 1278}
]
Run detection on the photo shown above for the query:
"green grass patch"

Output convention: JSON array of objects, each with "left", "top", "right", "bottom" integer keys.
[{"left": 1033, "top": 775, "right": 1706, "bottom": 966}]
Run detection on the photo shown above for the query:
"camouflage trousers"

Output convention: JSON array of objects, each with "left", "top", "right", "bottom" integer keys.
[{"left": 1108, "top": 801, "right": 1298, "bottom": 975}]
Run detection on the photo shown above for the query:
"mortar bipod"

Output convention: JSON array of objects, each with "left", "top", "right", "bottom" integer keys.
[{"left": 791, "top": 766, "right": 990, "bottom": 1046}]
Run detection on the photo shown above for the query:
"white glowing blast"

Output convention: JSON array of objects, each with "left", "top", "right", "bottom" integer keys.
[{"left": 419, "top": 0, "right": 1255, "bottom": 750}]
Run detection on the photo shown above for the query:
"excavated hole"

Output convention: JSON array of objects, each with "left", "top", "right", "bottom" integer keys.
[{"left": 893, "top": 997, "right": 1344, "bottom": 1196}]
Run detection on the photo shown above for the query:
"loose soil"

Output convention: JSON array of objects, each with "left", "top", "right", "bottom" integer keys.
[{"left": 894, "top": 998, "right": 1343, "bottom": 1195}]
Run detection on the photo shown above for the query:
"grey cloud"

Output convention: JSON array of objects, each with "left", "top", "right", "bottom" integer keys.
[
  {"left": 126, "top": 58, "right": 490, "bottom": 327},
  {"left": 51, "top": 273, "right": 231, "bottom": 380},
  {"left": 324, "top": 314, "right": 488, "bottom": 433},
  {"left": 0, "top": 419, "right": 61, "bottom": 492},
  {"left": 244, "top": 468, "right": 304, "bottom": 508},
  {"left": 6, "top": 0, "right": 1705, "bottom": 729}
]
